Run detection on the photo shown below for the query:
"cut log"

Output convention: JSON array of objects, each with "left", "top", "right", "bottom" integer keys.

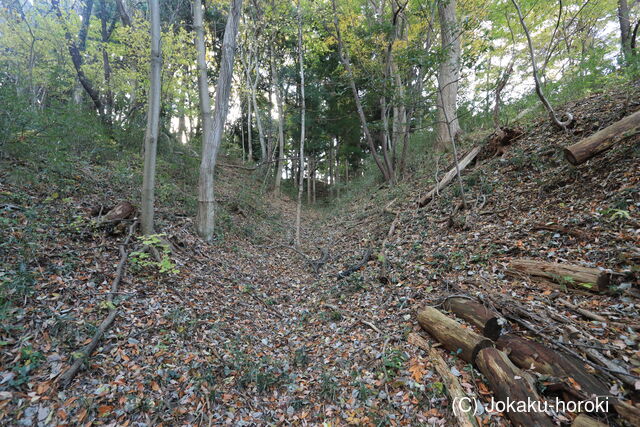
[
  {"left": 495, "top": 334, "right": 609, "bottom": 399},
  {"left": 571, "top": 414, "right": 607, "bottom": 427},
  {"left": 416, "top": 306, "right": 493, "bottom": 364},
  {"left": 443, "top": 297, "right": 507, "bottom": 340},
  {"left": 475, "top": 347, "right": 555, "bottom": 427},
  {"left": 564, "top": 110, "right": 640, "bottom": 165},
  {"left": 507, "top": 258, "right": 611, "bottom": 293},
  {"left": 429, "top": 347, "right": 480, "bottom": 427},
  {"left": 418, "top": 146, "right": 481, "bottom": 207}
]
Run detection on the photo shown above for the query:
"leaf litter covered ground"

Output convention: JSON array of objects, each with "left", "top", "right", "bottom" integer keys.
[{"left": 1, "top": 83, "right": 640, "bottom": 426}]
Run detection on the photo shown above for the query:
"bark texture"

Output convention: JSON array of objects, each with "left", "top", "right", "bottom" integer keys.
[
  {"left": 495, "top": 334, "right": 609, "bottom": 399},
  {"left": 416, "top": 306, "right": 493, "bottom": 364},
  {"left": 195, "top": 0, "right": 243, "bottom": 241},
  {"left": 443, "top": 297, "right": 506, "bottom": 340},
  {"left": 507, "top": 258, "right": 611, "bottom": 292},
  {"left": 564, "top": 109, "right": 640, "bottom": 165},
  {"left": 435, "top": 0, "right": 462, "bottom": 151},
  {"left": 294, "top": 0, "right": 306, "bottom": 248},
  {"left": 141, "top": 0, "right": 161, "bottom": 235},
  {"left": 475, "top": 347, "right": 555, "bottom": 427}
]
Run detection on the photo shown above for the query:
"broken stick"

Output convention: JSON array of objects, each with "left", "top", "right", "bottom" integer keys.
[
  {"left": 58, "top": 220, "right": 138, "bottom": 387},
  {"left": 418, "top": 146, "right": 481, "bottom": 207}
]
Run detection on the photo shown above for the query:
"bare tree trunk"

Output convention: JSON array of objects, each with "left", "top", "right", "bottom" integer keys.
[
  {"left": 98, "top": 0, "right": 115, "bottom": 120},
  {"left": 52, "top": 0, "right": 106, "bottom": 124},
  {"left": 115, "top": 0, "right": 132, "bottom": 27},
  {"left": 435, "top": 0, "right": 462, "bottom": 151},
  {"left": 328, "top": 138, "right": 334, "bottom": 196},
  {"left": 294, "top": 0, "right": 306, "bottom": 248},
  {"left": 493, "top": 57, "right": 514, "bottom": 129},
  {"left": 331, "top": 0, "right": 391, "bottom": 183},
  {"left": 380, "top": 96, "right": 395, "bottom": 183},
  {"left": 251, "top": 68, "right": 267, "bottom": 161},
  {"left": 306, "top": 157, "right": 311, "bottom": 205},
  {"left": 312, "top": 158, "right": 316, "bottom": 204},
  {"left": 194, "top": 0, "right": 243, "bottom": 241},
  {"left": 511, "top": 0, "right": 572, "bottom": 130},
  {"left": 178, "top": 113, "right": 187, "bottom": 144},
  {"left": 246, "top": 76, "right": 253, "bottom": 161},
  {"left": 72, "top": 0, "right": 94, "bottom": 105},
  {"left": 272, "top": 50, "right": 285, "bottom": 196},
  {"left": 345, "top": 159, "right": 349, "bottom": 183},
  {"left": 240, "top": 105, "right": 246, "bottom": 162},
  {"left": 141, "top": 0, "right": 161, "bottom": 235},
  {"left": 618, "top": 0, "right": 633, "bottom": 62}
]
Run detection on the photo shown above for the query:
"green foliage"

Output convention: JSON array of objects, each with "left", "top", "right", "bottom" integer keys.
[
  {"left": 380, "top": 348, "right": 407, "bottom": 380},
  {"left": 9, "top": 345, "right": 45, "bottom": 387},
  {"left": 599, "top": 208, "right": 631, "bottom": 221},
  {"left": 129, "top": 234, "right": 179, "bottom": 274}
]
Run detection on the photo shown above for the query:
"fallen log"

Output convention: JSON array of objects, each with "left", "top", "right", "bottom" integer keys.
[
  {"left": 571, "top": 414, "right": 607, "bottom": 427},
  {"left": 507, "top": 259, "right": 611, "bottom": 293},
  {"left": 429, "top": 347, "right": 480, "bottom": 427},
  {"left": 495, "top": 334, "right": 609, "bottom": 399},
  {"left": 475, "top": 347, "right": 555, "bottom": 427},
  {"left": 443, "top": 297, "right": 507, "bottom": 340},
  {"left": 564, "top": 110, "right": 640, "bottom": 165},
  {"left": 416, "top": 306, "right": 493, "bottom": 364},
  {"left": 418, "top": 146, "right": 481, "bottom": 207},
  {"left": 406, "top": 333, "right": 479, "bottom": 427},
  {"left": 407, "top": 332, "right": 431, "bottom": 352},
  {"left": 531, "top": 223, "right": 589, "bottom": 241}
]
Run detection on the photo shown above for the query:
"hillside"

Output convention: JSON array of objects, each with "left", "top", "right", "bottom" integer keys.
[{"left": 1, "top": 81, "right": 639, "bottom": 426}]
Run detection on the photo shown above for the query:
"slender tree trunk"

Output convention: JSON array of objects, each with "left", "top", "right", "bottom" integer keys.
[
  {"left": 306, "top": 157, "right": 311, "bottom": 205},
  {"left": 618, "top": 0, "right": 633, "bottom": 62},
  {"left": 240, "top": 105, "right": 246, "bottom": 162},
  {"left": 312, "top": 161, "right": 316, "bottom": 204},
  {"left": 435, "top": 0, "right": 462, "bottom": 151},
  {"left": 294, "top": 0, "right": 306, "bottom": 248},
  {"left": 345, "top": 159, "right": 349, "bottom": 183},
  {"left": 272, "top": 50, "right": 285, "bottom": 196},
  {"left": 246, "top": 79, "right": 253, "bottom": 161},
  {"left": 194, "top": 0, "right": 243, "bottom": 241},
  {"left": 72, "top": 0, "right": 93, "bottom": 105},
  {"left": 329, "top": 138, "right": 334, "bottom": 196},
  {"left": 251, "top": 74, "right": 267, "bottom": 161},
  {"left": 335, "top": 159, "right": 340, "bottom": 198},
  {"left": 115, "top": 0, "right": 132, "bottom": 27},
  {"left": 379, "top": 96, "right": 395, "bottom": 183},
  {"left": 52, "top": 0, "right": 106, "bottom": 124},
  {"left": 493, "top": 57, "right": 515, "bottom": 129},
  {"left": 511, "top": 0, "right": 572, "bottom": 130},
  {"left": 99, "top": 0, "right": 114, "bottom": 120},
  {"left": 178, "top": 113, "right": 187, "bottom": 143},
  {"left": 141, "top": 0, "right": 161, "bottom": 235},
  {"left": 331, "top": 0, "right": 391, "bottom": 183}
]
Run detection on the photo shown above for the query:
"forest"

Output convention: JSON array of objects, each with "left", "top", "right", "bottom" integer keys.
[{"left": 1, "top": 0, "right": 640, "bottom": 425}]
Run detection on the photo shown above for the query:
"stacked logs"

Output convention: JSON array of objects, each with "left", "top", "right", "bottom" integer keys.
[{"left": 414, "top": 298, "right": 640, "bottom": 426}]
